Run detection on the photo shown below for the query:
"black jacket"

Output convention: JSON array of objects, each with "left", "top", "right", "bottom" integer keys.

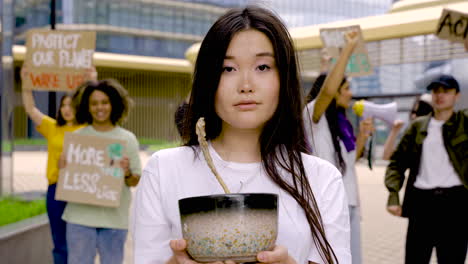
[{"left": 385, "top": 109, "right": 468, "bottom": 217}]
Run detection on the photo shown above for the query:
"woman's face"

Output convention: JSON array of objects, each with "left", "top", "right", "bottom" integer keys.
[
  {"left": 89, "top": 90, "right": 112, "bottom": 125},
  {"left": 60, "top": 96, "right": 75, "bottom": 122},
  {"left": 335, "top": 81, "right": 353, "bottom": 109},
  {"left": 215, "top": 29, "right": 280, "bottom": 132}
]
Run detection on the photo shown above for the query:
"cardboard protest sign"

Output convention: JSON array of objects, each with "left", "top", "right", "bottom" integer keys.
[
  {"left": 22, "top": 29, "right": 96, "bottom": 91},
  {"left": 320, "top": 25, "right": 373, "bottom": 77},
  {"left": 56, "top": 133, "right": 126, "bottom": 207},
  {"left": 436, "top": 9, "right": 468, "bottom": 43}
]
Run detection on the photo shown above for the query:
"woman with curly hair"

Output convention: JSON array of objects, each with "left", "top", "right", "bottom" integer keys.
[{"left": 61, "top": 79, "right": 141, "bottom": 264}]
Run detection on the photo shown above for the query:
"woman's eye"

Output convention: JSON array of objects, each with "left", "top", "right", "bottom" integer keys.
[
  {"left": 257, "top": 64, "right": 270, "bottom": 71},
  {"left": 222, "top": 66, "right": 235, "bottom": 72}
]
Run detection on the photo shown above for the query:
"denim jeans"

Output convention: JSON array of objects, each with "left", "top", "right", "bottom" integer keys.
[
  {"left": 66, "top": 223, "right": 128, "bottom": 264},
  {"left": 47, "top": 184, "right": 68, "bottom": 264}
]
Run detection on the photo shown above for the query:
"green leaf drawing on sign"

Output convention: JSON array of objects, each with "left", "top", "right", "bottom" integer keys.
[
  {"left": 100, "top": 167, "right": 124, "bottom": 178},
  {"left": 107, "top": 143, "right": 123, "bottom": 160},
  {"left": 328, "top": 55, "right": 371, "bottom": 74},
  {"left": 357, "top": 53, "right": 371, "bottom": 72},
  {"left": 347, "top": 54, "right": 358, "bottom": 73}
]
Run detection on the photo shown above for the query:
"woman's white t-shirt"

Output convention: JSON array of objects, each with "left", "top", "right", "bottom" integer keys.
[
  {"left": 303, "top": 100, "right": 360, "bottom": 206},
  {"left": 132, "top": 144, "right": 351, "bottom": 264}
]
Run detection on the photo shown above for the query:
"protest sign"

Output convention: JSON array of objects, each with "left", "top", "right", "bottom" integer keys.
[
  {"left": 320, "top": 25, "right": 373, "bottom": 77},
  {"left": 56, "top": 133, "right": 126, "bottom": 207},
  {"left": 22, "top": 29, "right": 96, "bottom": 91},
  {"left": 436, "top": 9, "right": 468, "bottom": 43}
]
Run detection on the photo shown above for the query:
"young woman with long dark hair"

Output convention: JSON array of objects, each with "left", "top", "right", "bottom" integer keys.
[{"left": 134, "top": 6, "right": 350, "bottom": 264}]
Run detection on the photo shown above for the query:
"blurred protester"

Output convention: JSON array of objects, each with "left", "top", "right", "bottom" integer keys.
[
  {"left": 61, "top": 79, "right": 141, "bottom": 264},
  {"left": 174, "top": 92, "right": 190, "bottom": 137},
  {"left": 303, "top": 31, "right": 374, "bottom": 264},
  {"left": 20, "top": 66, "right": 95, "bottom": 264},
  {"left": 409, "top": 93, "right": 433, "bottom": 121},
  {"left": 385, "top": 75, "right": 467, "bottom": 264}
]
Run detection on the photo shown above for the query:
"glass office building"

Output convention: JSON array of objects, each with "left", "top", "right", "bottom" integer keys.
[
  {"left": 14, "top": 0, "right": 392, "bottom": 58},
  {"left": 269, "top": 0, "right": 392, "bottom": 28},
  {"left": 15, "top": 0, "right": 249, "bottom": 58}
]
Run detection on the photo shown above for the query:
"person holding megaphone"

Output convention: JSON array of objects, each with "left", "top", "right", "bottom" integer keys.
[
  {"left": 353, "top": 99, "right": 399, "bottom": 163},
  {"left": 352, "top": 100, "right": 398, "bottom": 127},
  {"left": 303, "top": 30, "right": 374, "bottom": 264}
]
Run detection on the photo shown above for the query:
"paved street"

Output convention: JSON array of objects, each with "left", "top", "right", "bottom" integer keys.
[{"left": 12, "top": 151, "right": 447, "bottom": 264}]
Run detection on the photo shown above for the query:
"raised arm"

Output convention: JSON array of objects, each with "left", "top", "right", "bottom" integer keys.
[
  {"left": 21, "top": 66, "right": 45, "bottom": 126},
  {"left": 312, "top": 31, "right": 358, "bottom": 123},
  {"left": 22, "top": 88, "right": 45, "bottom": 127},
  {"left": 382, "top": 120, "right": 404, "bottom": 161}
]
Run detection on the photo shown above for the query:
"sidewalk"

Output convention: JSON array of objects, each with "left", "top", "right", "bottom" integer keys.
[{"left": 13, "top": 151, "right": 443, "bottom": 264}]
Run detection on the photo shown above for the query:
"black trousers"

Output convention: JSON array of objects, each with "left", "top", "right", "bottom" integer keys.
[{"left": 405, "top": 185, "right": 468, "bottom": 264}]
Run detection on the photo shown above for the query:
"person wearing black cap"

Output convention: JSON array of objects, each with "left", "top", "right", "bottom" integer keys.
[{"left": 385, "top": 74, "right": 467, "bottom": 264}]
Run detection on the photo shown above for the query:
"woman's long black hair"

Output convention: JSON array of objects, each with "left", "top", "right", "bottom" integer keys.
[
  {"left": 181, "top": 6, "right": 338, "bottom": 263},
  {"left": 410, "top": 95, "right": 433, "bottom": 120},
  {"left": 307, "top": 73, "right": 347, "bottom": 174}
]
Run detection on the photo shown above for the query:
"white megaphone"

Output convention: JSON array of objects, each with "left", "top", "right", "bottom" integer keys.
[{"left": 353, "top": 100, "right": 397, "bottom": 125}]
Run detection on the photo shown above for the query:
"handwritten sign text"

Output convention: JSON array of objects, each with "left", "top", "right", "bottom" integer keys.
[
  {"left": 436, "top": 9, "right": 468, "bottom": 42},
  {"left": 23, "top": 30, "right": 96, "bottom": 91},
  {"left": 56, "top": 134, "right": 126, "bottom": 207}
]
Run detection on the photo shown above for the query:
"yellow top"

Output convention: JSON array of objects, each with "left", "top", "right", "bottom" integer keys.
[{"left": 36, "top": 116, "right": 84, "bottom": 185}]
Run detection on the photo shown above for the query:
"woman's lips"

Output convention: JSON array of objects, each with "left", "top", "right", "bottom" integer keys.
[
  {"left": 235, "top": 103, "right": 257, "bottom": 110},
  {"left": 234, "top": 101, "right": 259, "bottom": 111}
]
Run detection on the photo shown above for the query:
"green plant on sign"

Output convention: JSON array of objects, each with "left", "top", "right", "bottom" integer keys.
[
  {"left": 106, "top": 143, "right": 124, "bottom": 178},
  {"left": 107, "top": 143, "right": 123, "bottom": 160},
  {"left": 330, "top": 54, "right": 371, "bottom": 74},
  {"left": 346, "top": 53, "right": 371, "bottom": 73}
]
